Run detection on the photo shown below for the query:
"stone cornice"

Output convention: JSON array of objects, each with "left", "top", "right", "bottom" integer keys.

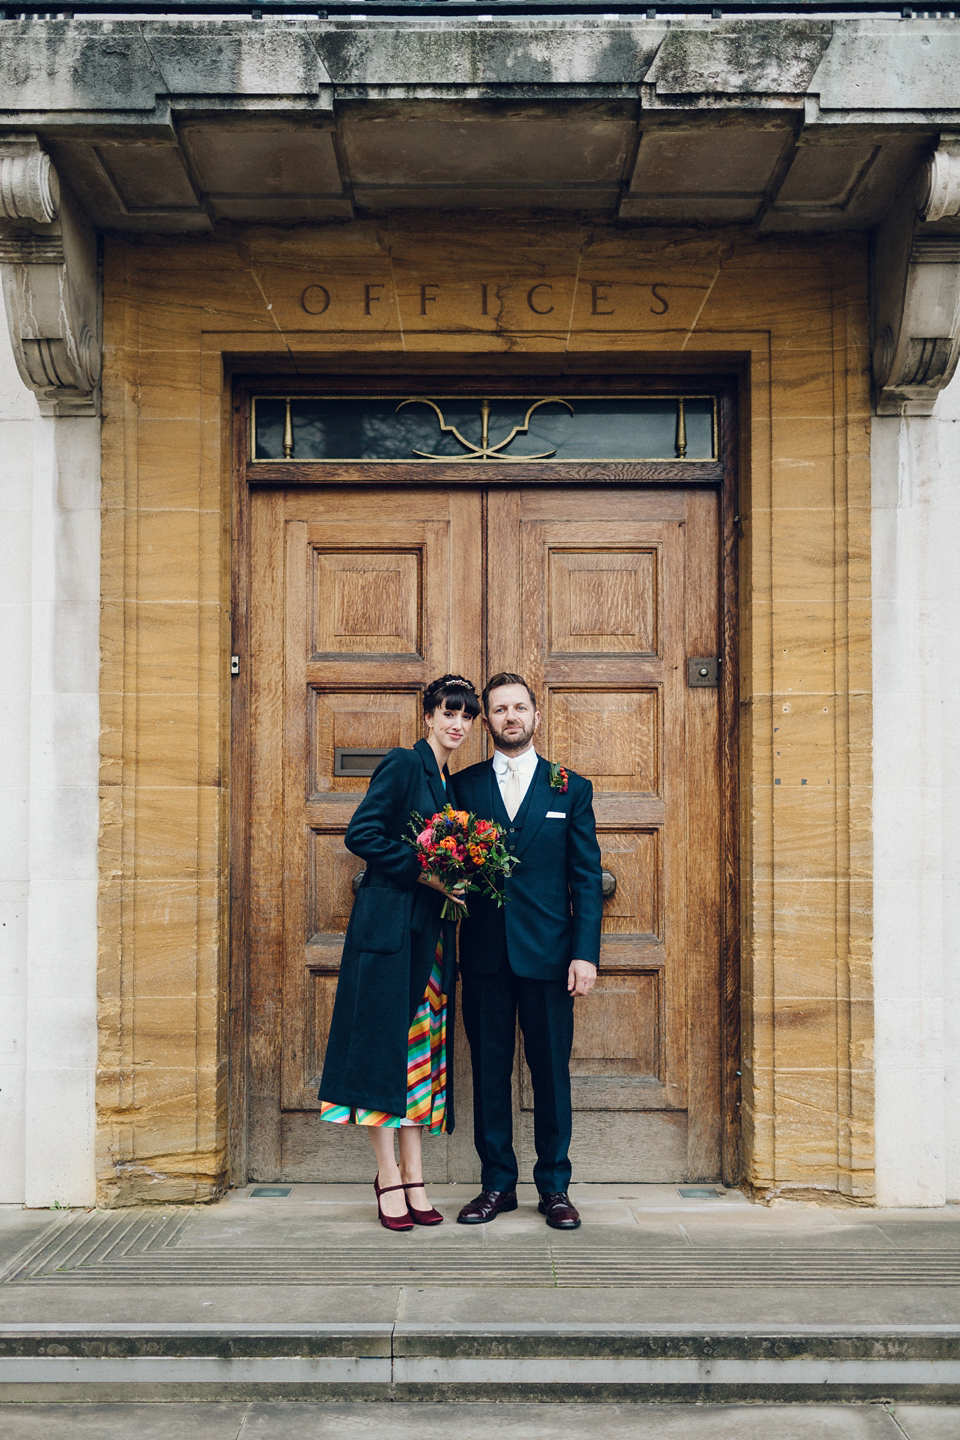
[{"left": 0, "top": 17, "right": 954, "bottom": 120}]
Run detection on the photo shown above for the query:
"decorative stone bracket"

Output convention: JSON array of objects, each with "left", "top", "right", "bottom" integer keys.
[
  {"left": 872, "top": 137, "right": 960, "bottom": 416},
  {"left": 0, "top": 137, "right": 101, "bottom": 417}
]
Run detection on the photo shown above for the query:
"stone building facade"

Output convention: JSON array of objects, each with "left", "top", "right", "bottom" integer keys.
[{"left": 0, "top": 10, "right": 957, "bottom": 1208}]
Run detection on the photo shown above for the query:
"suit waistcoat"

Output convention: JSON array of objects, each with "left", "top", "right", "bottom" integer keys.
[
  {"left": 491, "top": 761, "right": 538, "bottom": 836},
  {"left": 488, "top": 761, "right": 539, "bottom": 966}
]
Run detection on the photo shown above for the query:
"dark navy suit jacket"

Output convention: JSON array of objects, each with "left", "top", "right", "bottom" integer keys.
[{"left": 453, "top": 755, "right": 602, "bottom": 982}]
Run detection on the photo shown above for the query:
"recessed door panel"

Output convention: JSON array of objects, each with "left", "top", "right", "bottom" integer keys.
[
  {"left": 312, "top": 549, "right": 422, "bottom": 657},
  {"left": 548, "top": 548, "right": 659, "bottom": 656}
]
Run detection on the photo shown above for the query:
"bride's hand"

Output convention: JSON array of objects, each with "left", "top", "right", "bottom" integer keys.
[{"left": 418, "top": 873, "right": 467, "bottom": 908}]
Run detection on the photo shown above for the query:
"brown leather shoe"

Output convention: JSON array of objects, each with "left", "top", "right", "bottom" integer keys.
[
  {"left": 538, "top": 1191, "right": 581, "bottom": 1229},
  {"left": 456, "top": 1189, "right": 519, "bottom": 1224}
]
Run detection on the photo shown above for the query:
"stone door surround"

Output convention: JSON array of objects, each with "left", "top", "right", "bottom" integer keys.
[{"left": 97, "top": 222, "right": 871, "bottom": 1205}]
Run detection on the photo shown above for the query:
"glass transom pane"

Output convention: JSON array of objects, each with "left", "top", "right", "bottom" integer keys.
[{"left": 252, "top": 395, "right": 717, "bottom": 462}]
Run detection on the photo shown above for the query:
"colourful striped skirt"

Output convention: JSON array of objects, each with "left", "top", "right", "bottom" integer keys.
[{"left": 319, "top": 939, "right": 448, "bottom": 1135}]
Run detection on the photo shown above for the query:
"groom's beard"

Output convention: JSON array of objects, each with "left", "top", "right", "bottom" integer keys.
[{"left": 488, "top": 715, "right": 537, "bottom": 755}]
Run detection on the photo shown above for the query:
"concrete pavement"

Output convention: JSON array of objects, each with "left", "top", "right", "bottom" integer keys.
[
  {"left": 0, "top": 1402, "right": 958, "bottom": 1438},
  {"left": 0, "top": 1185, "right": 959, "bottom": 1403}
]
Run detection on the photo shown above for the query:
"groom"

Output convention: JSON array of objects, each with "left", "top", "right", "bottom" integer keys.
[{"left": 453, "top": 673, "right": 602, "bottom": 1230}]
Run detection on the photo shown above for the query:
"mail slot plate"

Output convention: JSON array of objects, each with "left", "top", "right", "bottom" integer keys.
[{"left": 334, "top": 747, "right": 389, "bottom": 777}]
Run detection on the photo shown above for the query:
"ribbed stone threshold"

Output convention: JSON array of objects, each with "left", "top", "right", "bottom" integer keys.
[
  {"left": 5, "top": 1209, "right": 960, "bottom": 1290},
  {"left": 6, "top": 1210, "right": 960, "bottom": 1289}
]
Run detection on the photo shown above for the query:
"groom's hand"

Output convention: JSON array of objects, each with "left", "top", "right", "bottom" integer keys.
[
  {"left": 567, "top": 960, "right": 597, "bottom": 997},
  {"left": 417, "top": 873, "right": 467, "bottom": 908}
]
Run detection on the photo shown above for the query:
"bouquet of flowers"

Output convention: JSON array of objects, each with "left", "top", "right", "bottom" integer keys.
[{"left": 406, "top": 805, "right": 519, "bottom": 919}]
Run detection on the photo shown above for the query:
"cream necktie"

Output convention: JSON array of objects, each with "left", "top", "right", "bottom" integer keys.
[{"left": 503, "top": 757, "right": 523, "bottom": 821}]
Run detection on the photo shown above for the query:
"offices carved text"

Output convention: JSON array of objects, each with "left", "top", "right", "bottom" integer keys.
[{"left": 299, "top": 281, "right": 672, "bottom": 318}]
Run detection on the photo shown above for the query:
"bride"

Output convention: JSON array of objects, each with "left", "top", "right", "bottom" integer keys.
[{"left": 317, "top": 674, "right": 480, "bottom": 1230}]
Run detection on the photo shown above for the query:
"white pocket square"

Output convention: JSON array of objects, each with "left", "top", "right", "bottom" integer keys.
[{"left": 546, "top": 811, "right": 567, "bottom": 819}]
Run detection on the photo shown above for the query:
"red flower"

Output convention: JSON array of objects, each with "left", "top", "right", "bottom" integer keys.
[
  {"left": 404, "top": 806, "right": 518, "bottom": 919},
  {"left": 549, "top": 763, "right": 568, "bottom": 794}
]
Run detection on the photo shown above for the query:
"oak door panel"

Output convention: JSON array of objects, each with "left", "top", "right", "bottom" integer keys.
[
  {"left": 247, "top": 488, "right": 483, "bottom": 1179},
  {"left": 488, "top": 488, "right": 722, "bottom": 1182}
]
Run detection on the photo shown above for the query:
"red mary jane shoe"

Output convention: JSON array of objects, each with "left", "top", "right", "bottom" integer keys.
[
  {"left": 403, "top": 1182, "right": 443, "bottom": 1226},
  {"left": 374, "top": 1176, "right": 414, "bottom": 1232}
]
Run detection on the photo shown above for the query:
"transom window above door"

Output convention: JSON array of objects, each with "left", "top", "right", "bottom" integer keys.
[{"left": 251, "top": 394, "right": 718, "bottom": 464}]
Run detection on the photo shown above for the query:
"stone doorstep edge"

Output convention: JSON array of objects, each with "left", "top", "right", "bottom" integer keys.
[
  {"left": 1, "top": 1385, "right": 960, "bottom": 1407},
  {"left": 1, "top": 1357, "right": 960, "bottom": 1406},
  {"left": 3, "top": 1328, "right": 960, "bottom": 1401},
  {"left": 2, "top": 1324, "right": 960, "bottom": 1401},
  {"left": 2, "top": 1324, "right": 960, "bottom": 1358}
]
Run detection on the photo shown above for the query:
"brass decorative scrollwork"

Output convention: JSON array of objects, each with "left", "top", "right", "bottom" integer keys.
[
  {"left": 396, "top": 395, "right": 573, "bottom": 461},
  {"left": 282, "top": 396, "right": 294, "bottom": 459}
]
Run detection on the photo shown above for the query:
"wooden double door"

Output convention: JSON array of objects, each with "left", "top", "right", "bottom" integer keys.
[{"left": 245, "top": 483, "right": 726, "bottom": 1183}]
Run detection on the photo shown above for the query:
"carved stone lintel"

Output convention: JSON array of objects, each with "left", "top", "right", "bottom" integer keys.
[
  {"left": 0, "top": 137, "right": 100, "bottom": 418},
  {"left": 871, "top": 137, "right": 960, "bottom": 416}
]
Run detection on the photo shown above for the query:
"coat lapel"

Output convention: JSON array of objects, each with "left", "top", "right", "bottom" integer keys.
[
  {"left": 415, "top": 738, "right": 448, "bottom": 815},
  {"left": 484, "top": 759, "right": 502, "bottom": 824},
  {"left": 513, "top": 757, "right": 553, "bottom": 858}
]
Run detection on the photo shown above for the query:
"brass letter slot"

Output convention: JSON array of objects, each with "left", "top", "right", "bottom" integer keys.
[{"left": 334, "top": 747, "right": 389, "bottom": 777}]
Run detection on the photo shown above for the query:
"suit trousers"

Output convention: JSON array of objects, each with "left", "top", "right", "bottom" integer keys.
[{"left": 460, "top": 956, "right": 575, "bottom": 1195}]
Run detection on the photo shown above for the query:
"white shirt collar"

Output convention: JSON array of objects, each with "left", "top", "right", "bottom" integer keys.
[{"left": 492, "top": 747, "right": 539, "bottom": 777}]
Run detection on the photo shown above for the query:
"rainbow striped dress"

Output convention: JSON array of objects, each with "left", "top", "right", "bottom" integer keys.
[{"left": 319, "top": 936, "right": 449, "bottom": 1135}]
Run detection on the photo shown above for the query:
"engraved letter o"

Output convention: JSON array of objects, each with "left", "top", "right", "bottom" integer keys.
[{"left": 301, "top": 284, "right": 331, "bottom": 315}]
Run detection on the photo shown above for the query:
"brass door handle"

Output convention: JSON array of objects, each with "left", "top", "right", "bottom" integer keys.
[{"left": 601, "top": 869, "right": 617, "bottom": 898}]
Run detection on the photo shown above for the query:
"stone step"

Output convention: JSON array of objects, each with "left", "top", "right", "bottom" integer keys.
[{"left": 2, "top": 1321, "right": 959, "bottom": 1404}]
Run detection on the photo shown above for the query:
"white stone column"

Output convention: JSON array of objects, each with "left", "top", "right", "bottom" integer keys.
[
  {"left": 938, "top": 386, "right": 960, "bottom": 1205},
  {"left": 0, "top": 310, "right": 99, "bottom": 1208},
  {"left": 872, "top": 378, "right": 960, "bottom": 1206},
  {"left": 0, "top": 305, "right": 34, "bottom": 1203}
]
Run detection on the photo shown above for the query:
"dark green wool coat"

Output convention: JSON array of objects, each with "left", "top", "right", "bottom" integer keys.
[{"left": 318, "top": 738, "right": 457, "bottom": 1127}]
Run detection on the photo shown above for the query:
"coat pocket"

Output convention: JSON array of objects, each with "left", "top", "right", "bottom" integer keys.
[
  {"left": 351, "top": 885, "right": 410, "bottom": 955},
  {"left": 410, "top": 883, "right": 442, "bottom": 936}
]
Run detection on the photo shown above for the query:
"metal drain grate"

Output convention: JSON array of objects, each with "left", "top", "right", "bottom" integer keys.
[{"left": 3, "top": 1212, "right": 960, "bottom": 1288}]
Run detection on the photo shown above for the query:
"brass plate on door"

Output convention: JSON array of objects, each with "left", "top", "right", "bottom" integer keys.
[
  {"left": 687, "top": 658, "right": 719, "bottom": 688},
  {"left": 333, "top": 747, "right": 389, "bottom": 777}
]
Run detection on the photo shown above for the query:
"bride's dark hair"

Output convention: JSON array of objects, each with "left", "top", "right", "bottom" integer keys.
[{"left": 423, "top": 674, "right": 481, "bottom": 719}]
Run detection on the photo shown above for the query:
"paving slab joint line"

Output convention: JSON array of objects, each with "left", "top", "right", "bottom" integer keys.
[{"left": 884, "top": 1403, "right": 912, "bottom": 1439}]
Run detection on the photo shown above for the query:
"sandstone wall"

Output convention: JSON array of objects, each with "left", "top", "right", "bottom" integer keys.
[{"left": 97, "top": 219, "right": 872, "bottom": 1203}]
